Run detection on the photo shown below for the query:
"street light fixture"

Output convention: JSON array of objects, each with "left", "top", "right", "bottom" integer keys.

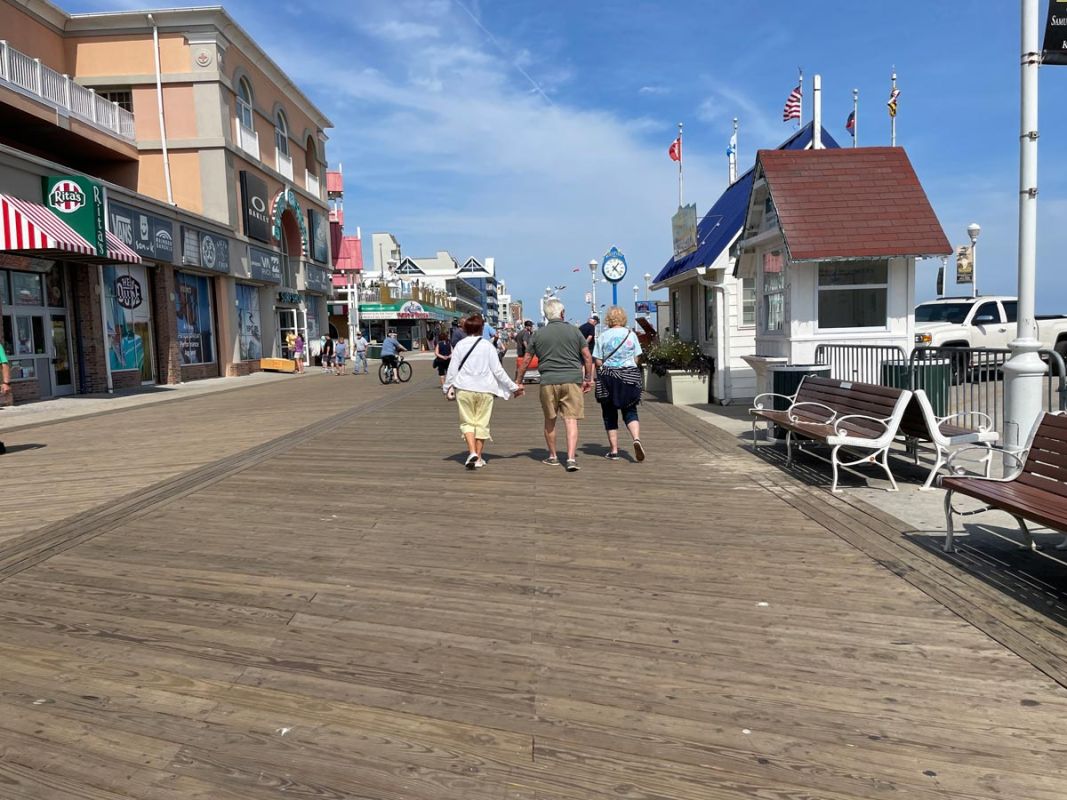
[
  {"left": 589, "top": 259, "right": 599, "bottom": 318},
  {"left": 643, "top": 272, "right": 652, "bottom": 303},
  {"left": 967, "top": 222, "right": 981, "bottom": 299}
]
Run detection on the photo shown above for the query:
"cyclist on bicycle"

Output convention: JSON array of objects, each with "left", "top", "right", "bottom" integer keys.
[{"left": 380, "top": 331, "right": 408, "bottom": 383}]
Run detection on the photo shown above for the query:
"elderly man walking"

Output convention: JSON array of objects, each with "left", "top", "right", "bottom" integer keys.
[{"left": 515, "top": 299, "right": 593, "bottom": 472}]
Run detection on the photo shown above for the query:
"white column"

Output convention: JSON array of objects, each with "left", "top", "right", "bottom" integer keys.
[{"left": 1003, "top": 0, "right": 1047, "bottom": 454}]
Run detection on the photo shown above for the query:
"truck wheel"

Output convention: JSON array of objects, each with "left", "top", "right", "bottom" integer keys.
[{"left": 1054, "top": 340, "right": 1067, "bottom": 374}]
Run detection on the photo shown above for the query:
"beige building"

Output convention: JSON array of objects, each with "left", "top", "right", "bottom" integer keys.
[{"left": 0, "top": 0, "right": 333, "bottom": 399}]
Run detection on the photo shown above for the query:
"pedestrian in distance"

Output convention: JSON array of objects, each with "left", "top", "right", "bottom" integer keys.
[
  {"left": 293, "top": 333, "right": 305, "bottom": 373},
  {"left": 515, "top": 298, "right": 594, "bottom": 472},
  {"left": 513, "top": 319, "right": 534, "bottom": 381},
  {"left": 443, "top": 314, "right": 524, "bottom": 470},
  {"left": 380, "top": 331, "right": 407, "bottom": 383},
  {"left": 334, "top": 336, "right": 348, "bottom": 375},
  {"left": 433, "top": 328, "right": 453, "bottom": 387},
  {"left": 321, "top": 335, "right": 334, "bottom": 373},
  {"left": 594, "top": 305, "right": 645, "bottom": 462},
  {"left": 0, "top": 342, "right": 10, "bottom": 454},
  {"left": 450, "top": 319, "right": 465, "bottom": 347},
  {"left": 579, "top": 314, "right": 599, "bottom": 355},
  {"left": 352, "top": 330, "right": 369, "bottom": 375}
]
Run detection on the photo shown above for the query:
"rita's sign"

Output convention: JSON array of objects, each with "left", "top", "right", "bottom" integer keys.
[{"left": 43, "top": 175, "right": 106, "bottom": 256}]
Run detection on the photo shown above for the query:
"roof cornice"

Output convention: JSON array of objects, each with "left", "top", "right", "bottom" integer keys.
[
  {"left": 64, "top": 6, "right": 332, "bottom": 129},
  {"left": 10, "top": 0, "right": 69, "bottom": 33}
]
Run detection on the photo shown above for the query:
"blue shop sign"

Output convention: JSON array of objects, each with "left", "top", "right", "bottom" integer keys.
[
  {"left": 108, "top": 200, "right": 174, "bottom": 263},
  {"left": 248, "top": 245, "right": 282, "bottom": 284}
]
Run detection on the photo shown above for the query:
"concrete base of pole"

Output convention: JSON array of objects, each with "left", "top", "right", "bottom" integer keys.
[{"left": 1002, "top": 337, "right": 1046, "bottom": 459}]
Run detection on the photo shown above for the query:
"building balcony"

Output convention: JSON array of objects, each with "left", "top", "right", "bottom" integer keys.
[
  {"left": 0, "top": 39, "right": 135, "bottom": 143},
  {"left": 277, "top": 150, "right": 294, "bottom": 181},
  {"left": 235, "top": 117, "right": 259, "bottom": 160},
  {"left": 305, "top": 170, "right": 320, "bottom": 199}
]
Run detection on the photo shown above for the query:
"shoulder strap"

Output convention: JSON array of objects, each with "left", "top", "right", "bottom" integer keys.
[
  {"left": 601, "top": 331, "right": 631, "bottom": 362},
  {"left": 456, "top": 338, "right": 483, "bottom": 375}
]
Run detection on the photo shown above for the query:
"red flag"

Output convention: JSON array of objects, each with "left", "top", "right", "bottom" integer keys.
[{"left": 668, "top": 137, "right": 681, "bottom": 162}]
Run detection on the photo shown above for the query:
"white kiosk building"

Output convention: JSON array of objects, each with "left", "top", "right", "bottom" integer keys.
[{"left": 736, "top": 146, "right": 951, "bottom": 391}]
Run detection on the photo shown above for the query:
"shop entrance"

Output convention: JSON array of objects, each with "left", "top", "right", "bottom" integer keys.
[
  {"left": 277, "top": 307, "right": 307, "bottom": 362},
  {"left": 50, "top": 313, "right": 74, "bottom": 396},
  {"left": 1, "top": 265, "right": 75, "bottom": 398}
]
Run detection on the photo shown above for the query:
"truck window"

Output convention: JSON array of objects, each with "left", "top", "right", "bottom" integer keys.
[
  {"left": 915, "top": 302, "right": 973, "bottom": 324},
  {"left": 973, "top": 302, "right": 1000, "bottom": 325},
  {"left": 1001, "top": 301, "right": 1017, "bottom": 323}
]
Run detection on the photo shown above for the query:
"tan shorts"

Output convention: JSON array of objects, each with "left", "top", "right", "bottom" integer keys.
[
  {"left": 539, "top": 383, "right": 584, "bottom": 420},
  {"left": 456, "top": 389, "right": 495, "bottom": 440}
]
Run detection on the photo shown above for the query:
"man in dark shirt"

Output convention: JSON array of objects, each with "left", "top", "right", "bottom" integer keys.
[
  {"left": 578, "top": 315, "right": 598, "bottom": 355},
  {"left": 513, "top": 319, "right": 534, "bottom": 380}
]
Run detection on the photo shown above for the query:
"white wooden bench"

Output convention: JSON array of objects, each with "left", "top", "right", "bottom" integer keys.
[
  {"left": 749, "top": 376, "right": 913, "bottom": 492},
  {"left": 897, "top": 389, "right": 999, "bottom": 491}
]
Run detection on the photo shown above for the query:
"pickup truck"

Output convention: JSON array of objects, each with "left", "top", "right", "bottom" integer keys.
[{"left": 915, "top": 296, "right": 1067, "bottom": 357}]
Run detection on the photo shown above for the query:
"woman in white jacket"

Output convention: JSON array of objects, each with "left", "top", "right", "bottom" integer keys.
[{"left": 443, "top": 314, "right": 524, "bottom": 469}]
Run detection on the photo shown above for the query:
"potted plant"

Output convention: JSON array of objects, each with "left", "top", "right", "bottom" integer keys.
[{"left": 644, "top": 337, "right": 714, "bottom": 405}]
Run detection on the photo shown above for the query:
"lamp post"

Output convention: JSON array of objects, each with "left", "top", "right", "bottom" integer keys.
[
  {"left": 643, "top": 272, "right": 651, "bottom": 303},
  {"left": 633, "top": 284, "right": 639, "bottom": 309},
  {"left": 588, "top": 259, "right": 598, "bottom": 318},
  {"left": 967, "top": 222, "right": 980, "bottom": 299},
  {"left": 1003, "top": 0, "right": 1046, "bottom": 458}
]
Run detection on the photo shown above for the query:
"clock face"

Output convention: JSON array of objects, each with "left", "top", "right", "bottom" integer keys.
[{"left": 603, "top": 257, "right": 626, "bottom": 282}]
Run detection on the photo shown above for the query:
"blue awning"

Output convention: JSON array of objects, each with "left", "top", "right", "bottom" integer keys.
[{"left": 653, "top": 123, "right": 840, "bottom": 286}]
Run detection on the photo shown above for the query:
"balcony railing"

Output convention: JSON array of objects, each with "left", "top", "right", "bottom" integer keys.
[
  {"left": 0, "top": 40, "right": 135, "bottom": 142},
  {"left": 235, "top": 117, "right": 259, "bottom": 160},
  {"left": 305, "top": 170, "right": 320, "bottom": 198},
  {"left": 277, "top": 150, "right": 293, "bottom": 181}
]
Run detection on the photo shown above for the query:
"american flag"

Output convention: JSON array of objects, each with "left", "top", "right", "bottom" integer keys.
[{"left": 782, "top": 84, "right": 802, "bottom": 122}]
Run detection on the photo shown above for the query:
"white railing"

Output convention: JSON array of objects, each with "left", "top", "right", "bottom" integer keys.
[
  {"left": 305, "top": 170, "right": 320, "bottom": 198},
  {"left": 0, "top": 40, "right": 135, "bottom": 143},
  {"left": 277, "top": 150, "right": 293, "bottom": 181},
  {"left": 235, "top": 116, "right": 260, "bottom": 160}
]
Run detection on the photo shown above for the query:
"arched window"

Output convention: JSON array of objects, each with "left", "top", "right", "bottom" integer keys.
[
  {"left": 305, "top": 135, "right": 317, "bottom": 176},
  {"left": 236, "top": 77, "right": 254, "bottom": 131},
  {"left": 274, "top": 110, "right": 289, "bottom": 158},
  {"left": 279, "top": 223, "right": 292, "bottom": 287}
]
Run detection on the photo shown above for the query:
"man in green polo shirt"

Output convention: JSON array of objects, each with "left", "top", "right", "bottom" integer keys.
[
  {"left": 0, "top": 343, "right": 9, "bottom": 454},
  {"left": 515, "top": 299, "right": 593, "bottom": 472}
]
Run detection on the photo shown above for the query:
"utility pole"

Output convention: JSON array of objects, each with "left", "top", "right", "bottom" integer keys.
[{"left": 1003, "top": 0, "right": 1047, "bottom": 455}]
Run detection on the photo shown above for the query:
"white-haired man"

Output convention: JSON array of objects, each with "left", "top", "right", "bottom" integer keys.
[{"left": 515, "top": 298, "right": 593, "bottom": 472}]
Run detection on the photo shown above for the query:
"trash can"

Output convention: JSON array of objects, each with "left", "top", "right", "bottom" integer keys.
[
  {"left": 881, "top": 358, "right": 950, "bottom": 416},
  {"left": 768, "top": 364, "right": 833, "bottom": 439},
  {"left": 368, "top": 344, "right": 382, "bottom": 360}
]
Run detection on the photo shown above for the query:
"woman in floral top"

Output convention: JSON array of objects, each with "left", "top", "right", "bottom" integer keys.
[{"left": 592, "top": 306, "right": 645, "bottom": 462}]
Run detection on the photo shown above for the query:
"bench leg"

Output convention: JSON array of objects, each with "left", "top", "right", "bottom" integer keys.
[
  {"left": 786, "top": 430, "right": 794, "bottom": 465},
  {"left": 980, "top": 443, "right": 994, "bottom": 478},
  {"left": 829, "top": 445, "right": 842, "bottom": 493},
  {"left": 751, "top": 419, "right": 761, "bottom": 448},
  {"left": 920, "top": 444, "right": 946, "bottom": 492},
  {"left": 943, "top": 489, "right": 956, "bottom": 553},
  {"left": 878, "top": 447, "right": 899, "bottom": 492},
  {"left": 1012, "top": 515, "right": 1037, "bottom": 551}
]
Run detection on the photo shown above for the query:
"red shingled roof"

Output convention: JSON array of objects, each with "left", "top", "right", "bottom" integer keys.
[
  {"left": 334, "top": 234, "right": 363, "bottom": 271},
  {"left": 326, "top": 171, "right": 344, "bottom": 194},
  {"left": 757, "top": 147, "right": 951, "bottom": 262}
]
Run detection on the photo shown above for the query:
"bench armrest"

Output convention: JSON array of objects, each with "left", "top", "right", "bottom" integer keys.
[
  {"left": 832, "top": 413, "right": 891, "bottom": 438},
  {"left": 945, "top": 445, "right": 1026, "bottom": 482},
  {"left": 787, "top": 402, "right": 837, "bottom": 424},
  {"left": 936, "top": 410, "right": 993, "bottom": 433},
  {"left": 751, "top": 391, "right": 796, "bottom": 412}
]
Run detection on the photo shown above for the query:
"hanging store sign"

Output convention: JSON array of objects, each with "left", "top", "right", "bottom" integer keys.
[
  {"left": 248, "top": 245, "right": 282, "bottom": 284},
  {"left": 1043, "top": 0, "right": 1067, "bottom": 65},
  {"left": 398, "top": 300, "right": 430, "bottom": 319},
  {"left": 240, "top": 171, "right": 272, "bottom": 243},
  {"left": 955, "top": 244, "right": 974, "bottom": 284},
  {"left": 307, "top": 208, "right": 329, "bottom": 264},
  {"left": 303, "top": 262, "right": 331, "bottom": 294},
  {"left": 108, "top": 200, "right": 174, "bottom": 263},
  {"left": 671, "top": 203, "right": 698, "bottom": 259},
  {"left": 43, "top": 175, "right": 106, "bottom": 256},
  {"left": 181, "top": 226, "right": 231, "bottom": 274}
]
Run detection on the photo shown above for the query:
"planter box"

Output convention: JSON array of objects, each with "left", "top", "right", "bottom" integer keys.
[
  {"left": 643, "top": 365, "right": 666, "bottom": 396},
  {"left": 665, "top": 370, "right": 709, "bottom": 405}
]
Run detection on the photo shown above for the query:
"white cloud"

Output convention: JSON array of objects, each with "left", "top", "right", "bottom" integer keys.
[
  {"left": 366, "top": 20, "right": 441, "bottom": 41},
  {"left": 638, "top": 85, "right": 669, "bottom": 96}
]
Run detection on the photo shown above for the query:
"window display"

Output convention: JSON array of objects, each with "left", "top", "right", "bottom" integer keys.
[
  {"left": 11, "top": 272, "right": 42, "bottom": 306},
  {"left": 104, "top": 264, "right": 154, "bottom": 381},
  {"left": 175, "top": 271, "right": 216, "bottom": 365},
  {"left": 236, "top": 284, "right": 262, "bottom": 360},
  {"left": 817, "top": 260, "right": 888, "bottom": 329}
]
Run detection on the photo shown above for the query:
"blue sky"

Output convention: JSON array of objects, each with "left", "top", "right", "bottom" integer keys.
[{"left": 72, "top": 1, "right": 1067, "bottom": 316}]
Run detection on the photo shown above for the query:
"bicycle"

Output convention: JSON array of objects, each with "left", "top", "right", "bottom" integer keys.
[{"left": 378, "top": 355, "right": 412, "bottom": 384}]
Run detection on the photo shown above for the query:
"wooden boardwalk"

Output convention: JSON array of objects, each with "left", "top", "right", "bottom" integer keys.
[{"left": 0, "top": 369, "right": 1065, "bottom": 799}]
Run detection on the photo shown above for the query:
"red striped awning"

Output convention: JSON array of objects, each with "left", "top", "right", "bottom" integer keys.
[{"left": 0, "top": 194, "right": 141, "bottom": 264}]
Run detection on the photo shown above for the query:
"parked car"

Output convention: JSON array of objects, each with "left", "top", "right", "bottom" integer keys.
[{"left": 915, "top": 296, "right": 1067, "bottom": 355}]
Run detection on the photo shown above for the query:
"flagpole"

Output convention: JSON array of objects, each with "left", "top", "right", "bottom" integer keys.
[
  {"left": 853, "top": 88, "right": 859, "bottom": 148},
  {"left": 677, "top": 121, "right": 683, "bottom": 207},
  {"left": 729, "top": 118, "right": 738, "bottom": 183},
  {"left": 798, "top": 68, "right": 804, "bottom": 130},
  {"left": 890, "top": 69, "right": 897, "bottom": 146}
]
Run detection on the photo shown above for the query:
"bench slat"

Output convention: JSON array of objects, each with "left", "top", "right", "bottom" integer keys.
[{"left": 942, "top": 477, "right": 1067, "bottom": 531}]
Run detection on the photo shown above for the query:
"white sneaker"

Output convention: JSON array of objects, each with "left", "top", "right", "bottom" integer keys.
[
  {"left": 475, "top": 458, "right": 486, "bottom": 468},
  {"left": 465, "top": 453, "right": 479, "bottom": 470}
]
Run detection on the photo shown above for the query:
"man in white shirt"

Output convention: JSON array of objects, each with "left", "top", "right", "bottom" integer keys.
[{"left": 352, "top": 330, "right": 369, "bottom": 375}]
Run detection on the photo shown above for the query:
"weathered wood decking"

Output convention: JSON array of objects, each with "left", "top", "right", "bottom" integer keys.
[{"left": 0, "top": 370, "right": 1064, "bottom": 798}]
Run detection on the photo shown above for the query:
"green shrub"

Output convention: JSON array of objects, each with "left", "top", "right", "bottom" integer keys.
[{"left": 644, "top": 336, "right": 714, "bottom": 377}]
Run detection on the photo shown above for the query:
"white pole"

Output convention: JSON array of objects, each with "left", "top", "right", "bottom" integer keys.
[
  {"left": 148, "top": 14, "right": 173, "bottom": 205},
  {"left": 890, "top": 70, "right": 897, "bottom": 147},
  {"left": 729, "top": 117, "right": 738, "bottom": 184},
  {"left": 798, "top": 68, "right": 803, "bottom": 130},
  {"left": 677, "top": 121, "right": 684, "bottom": 207},
  {"left": 1003, "top": 0, "right": 1047, "bottom": 456},
  {"left": 853, "top": 88, "right": 859, "bottom": 148},
  {"left": 812, "top": 74, "right": 822, "bottom": 149}
]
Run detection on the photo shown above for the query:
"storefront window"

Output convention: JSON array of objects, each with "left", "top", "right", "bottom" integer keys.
[
  {"left": 741, "top": 277, "right": 756, "bottom": 326},
  {"left": 175, "top": 271, "right": 216, "bottom": 365},
  {"left": 44, "top": 264, "right": 65, "bottom": 308},
  {"left": 10, "top": 359, "right": 35, "bottom": 380},
  {"left": 0, "top": 271, "right": 9, "bottom": 306},
  {"left": 762, "top": 251, "right": 785, "bottom": 332},
  {"left": 11, "top": 272, "right": 43, "bottom": 306},
  {"left": 817, "top": 260, "right": 888, "bottom": 329},
  {"left": 14, "top": 315, "right": 45, "bottom": 355},
  {"left": 236, "top": 284, "right": 262, "bottom": 360},
  {"left": 104, "top": 265, "right": 154, "bottom": 381}
]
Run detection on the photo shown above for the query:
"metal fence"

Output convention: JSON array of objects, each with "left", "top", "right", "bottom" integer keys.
[{"left": 814, "top": 343, "right": 1067, "bottom": 437}]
